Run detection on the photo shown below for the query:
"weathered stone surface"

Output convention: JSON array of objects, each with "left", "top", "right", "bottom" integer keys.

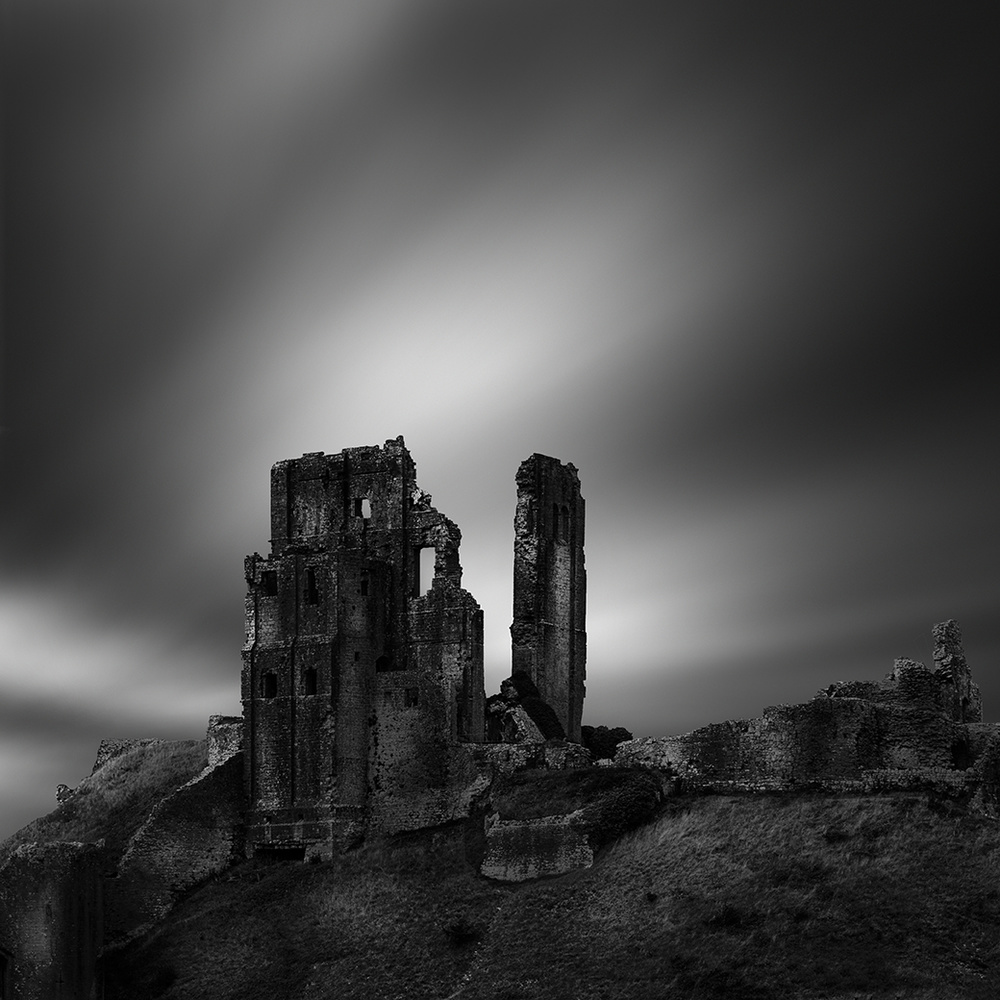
[
  {"left": 0, "top": 841, "right": 103, "bottom": 1000},
  {"left": 617, "top": 622, "right": 996, "bottom": 793},
  {"left": 106, "top": 752, "right": 244, "bottom": 942},
  {"left": 242, "top": 438, "right": 486, "bottom": 856},
  {"left": 207, "top": 715, "right": 243, "bottom": 768},
  {"left": 511, "top": 454, "right": 586, "bottom": 742},
  {"left": 480, "top": 812, "right": 593, "bottom": 881}
]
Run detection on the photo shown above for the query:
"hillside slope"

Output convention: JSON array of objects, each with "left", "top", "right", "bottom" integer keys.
[
  {"left": 0, "top": 740, "right": 206, "bottom": 868},
  {"left": 102, "top": 791, "right": 1000, "bottom": 1000}
]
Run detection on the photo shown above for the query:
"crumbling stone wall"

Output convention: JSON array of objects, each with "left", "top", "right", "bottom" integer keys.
[
  {"left": 206, "top": 715, "right": 243, "bottom": 768},
  {"left": 0, "top": 841, "right": 103, "bottom": 1000},
  {"left": 510, "top": 454, "right": 586, "bottom": 742},
  {"left": 106, "top": 752, "right": 244, "bottom": 942},
  {"left": 820, "top": 621, "right": 982, "bottom": 723},
  {"left": 242, "top": 437, "right": 485, "bottom": 856},
  {"left": 617, "top": 622, "right": 994, "bottom": 791},
  {"left": 479, "top": 813, "right": 593, "bottom": 881}
]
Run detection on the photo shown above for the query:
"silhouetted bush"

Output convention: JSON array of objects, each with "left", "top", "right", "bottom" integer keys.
[
  {"left": 584, "top": 768, "right": 662, "bottom": 847},
  {"left": 581, "top": 725, "right": 633, "bottom": 760},
  {"left": 442, "top": 917, "right": 480, "bottom": 948}
]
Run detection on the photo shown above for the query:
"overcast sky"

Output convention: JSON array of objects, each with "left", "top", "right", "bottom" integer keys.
[{"left": 3, "top": 1, "right": 998, "bottom": 838}]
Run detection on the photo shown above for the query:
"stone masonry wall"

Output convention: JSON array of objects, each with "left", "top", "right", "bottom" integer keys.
[
  {"left": 510, "top": 454, "right": 586, "bottom": 742},
  {"left": 479, "top": 812, "right": 594, "bottom": 882},
  {"left": 0, "top": 841, "right": 103, "bottom": 1000},
  {"left": 616, "top": 622, "right": 990, "bottom": 791},
  {"left": 106, "top": 752, "right": 244, "bottom": 943},
  {"left": 207, "top": 715, "right": 243, "bottom": 768}
]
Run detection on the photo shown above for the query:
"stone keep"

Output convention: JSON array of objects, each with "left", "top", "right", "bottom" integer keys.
[
  {"left": 242, "top": 437, "right": 485, "bottom": 854},
  {"left": 510, "top": 454, "right": 587, "bottom": 742}
]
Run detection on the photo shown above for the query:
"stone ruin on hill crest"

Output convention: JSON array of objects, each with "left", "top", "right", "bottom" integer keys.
[{"left": 241, "top": 436, "right": 587, "bottom": 856}]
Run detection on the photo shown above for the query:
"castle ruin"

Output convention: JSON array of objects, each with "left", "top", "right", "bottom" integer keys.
[{"left": 242, "top": 437, "right": 585, "bottom": 855}]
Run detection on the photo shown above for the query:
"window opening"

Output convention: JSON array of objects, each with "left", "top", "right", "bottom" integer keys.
[
  {"left": 354, "top": 651, "right": 360, "bottom": 661},
  {"left": 414, "top": 546, "right": 435, "bottom": 597},
  {"left": 353, "top": 497, "right": 372, "bottom": 519},
  {"left": 404, "top": 688, "right": 420, "bottom": 707},
  {"left": 262, "top": 673, "right": 278, "bottom": 699},
  {"left": 255, "top": 845, "right": 305, "bottom": 862},
  {"left": 360, "top": 578, "right": 369, "bottom": 596},
  {"left": 303, "top": 668, "right": 317, "bottom": 696},
  {"left": 261, "top": 570, "right": 278, "bottom": 596},
  {"left": 304, "top": 568, "right": 319, "bottom": 605}
]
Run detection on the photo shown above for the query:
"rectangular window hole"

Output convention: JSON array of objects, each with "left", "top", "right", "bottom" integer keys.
[
  {"left": 305, "top": 568, "right": 319, "bottom": 604},
  {"left": 414, "top": 546, "right": 435, "bottom": 597},
  {"left": 360, "top": 578, "right": 369, "bottom": 596},
  {"left": 303, "top": 668, "right": 317, "bottom": 696},
  {"left": 254, "top": 845, "right": 305, "bottom": 862},
  {"left": 261, "top": 570, "right": 278, "bottom": 596},
  {"left": 262, "top": 673, "right": 278, "bottom": 699}
]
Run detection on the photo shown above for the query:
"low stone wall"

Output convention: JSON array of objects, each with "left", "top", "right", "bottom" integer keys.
[
  {"left": 616, "top": 699, "right": 988, "bottom": 787},
  {"left": 105, "top": 753, "right": 244, "bottom": 942},
  {"left": 480, "top": 811, "right": 593, "bottom": 881},
  {"left": 0, "top": 841, "right": 103, "bottom": 1000}
]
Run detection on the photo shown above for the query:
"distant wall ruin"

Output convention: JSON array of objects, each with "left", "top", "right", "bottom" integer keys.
[{"left": 616, "top": 620, "right": 992, "bottom": 791}]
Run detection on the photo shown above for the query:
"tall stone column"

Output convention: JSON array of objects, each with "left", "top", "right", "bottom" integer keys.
[{"left": 510, "top": 454, "right": 586, "bottom": 741}]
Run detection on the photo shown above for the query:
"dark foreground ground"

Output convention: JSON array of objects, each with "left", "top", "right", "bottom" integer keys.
[{"left": 101, "top": 791, "right": 1000, "bottom": 1000}]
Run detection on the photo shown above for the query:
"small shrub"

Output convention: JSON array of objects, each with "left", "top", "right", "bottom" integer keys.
[
  {"left": 442, "top": 916, "right": 480, "bottom": 947},
  {"left": 581, "top": 725, "right": 633, "bottom": 761}
]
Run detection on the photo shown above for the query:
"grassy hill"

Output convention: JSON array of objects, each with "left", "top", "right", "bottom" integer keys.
[
  {"left": 0, "top": 740, "right": 206, "bottom": 868},
  {"left": 100, "top": 790, "right": 1000, "bottom": 1000}
]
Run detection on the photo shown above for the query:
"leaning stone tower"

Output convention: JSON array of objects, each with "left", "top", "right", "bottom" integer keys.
[{"left": 510, "top": 454, "right": 587, "bottom": 741}]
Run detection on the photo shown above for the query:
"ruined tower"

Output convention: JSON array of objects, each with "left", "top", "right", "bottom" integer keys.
[
  {"left": 242, "top": 437, "right": 484, "bottom": 856},
  {"left": 510, "top": 455, "right": 586, "bottom": 742}
]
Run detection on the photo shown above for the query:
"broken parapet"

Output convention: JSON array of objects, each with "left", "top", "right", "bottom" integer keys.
[
  {"left": 207, "top": 715, "right": 243, "bottom": 768},
  {"left": 932, "top": 619, "right": 982, "bottom": 722},
  {"left": 821, "top": 620, "right": 983, "bottom": 723},
  {"left": 510, "top": 454, "right": 586, "bottom": 742}
]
